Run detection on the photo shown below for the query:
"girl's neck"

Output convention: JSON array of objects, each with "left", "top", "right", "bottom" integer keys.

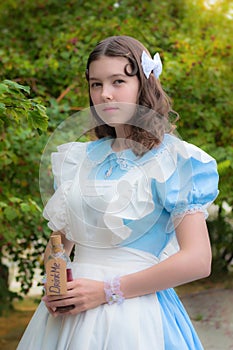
[
  {"left": 112, "top": 125, "right": 132, "bottom": 152},
  {"left": 111, "top": 138, "right": 129, "bottom": 152}
]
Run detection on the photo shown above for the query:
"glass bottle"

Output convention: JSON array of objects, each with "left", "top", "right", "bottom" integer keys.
[{"left": 46, "top": 234, "right": 75, "bottom": 312}]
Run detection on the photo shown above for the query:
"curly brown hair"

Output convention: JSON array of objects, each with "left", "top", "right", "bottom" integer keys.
[{"left": 86, "top": 35, "right": 177, "bottom": 155}]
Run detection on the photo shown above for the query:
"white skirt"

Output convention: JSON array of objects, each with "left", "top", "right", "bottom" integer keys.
[{"left": 16, "top": 246, "right": 203, "bottom": 350}]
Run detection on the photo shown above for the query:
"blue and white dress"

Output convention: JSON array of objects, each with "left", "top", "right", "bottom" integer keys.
[{"left": 17, "top": 134, "right": 219, "bottom": 350}]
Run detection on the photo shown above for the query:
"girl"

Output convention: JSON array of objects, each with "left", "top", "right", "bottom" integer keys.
[{"left": 17, "top": 35, "right": 219, "bottom": 349}]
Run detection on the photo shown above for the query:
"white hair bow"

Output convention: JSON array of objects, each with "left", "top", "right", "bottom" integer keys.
[{"left": 141, "top": 51, "right": 162, "bottom": 79}]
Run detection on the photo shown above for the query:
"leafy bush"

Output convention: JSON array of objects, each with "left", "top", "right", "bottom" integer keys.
[{"left": 0, "top": 80, "right": 49, "bottom": 312}]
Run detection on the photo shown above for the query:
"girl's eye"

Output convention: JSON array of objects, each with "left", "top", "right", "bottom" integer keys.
[
  {"left": 91, "top": 82, "right": 102, "bottom": 88},
  {"left": 114, "top": 79, "right": 125, "bottom": 85}
]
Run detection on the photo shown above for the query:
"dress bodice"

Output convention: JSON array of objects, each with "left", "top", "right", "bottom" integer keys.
[{"left": 43, "top": 134, "right": 219, "bottom": 257}]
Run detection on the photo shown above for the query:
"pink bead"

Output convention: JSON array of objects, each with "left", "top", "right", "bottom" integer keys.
[{"left": 104, "top": 276, "right": 125, "bottom": 305}]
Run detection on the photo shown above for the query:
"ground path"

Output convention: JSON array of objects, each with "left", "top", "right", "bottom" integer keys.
[{"left": 181, "top": 289, "right": 233, "bottom": 350}]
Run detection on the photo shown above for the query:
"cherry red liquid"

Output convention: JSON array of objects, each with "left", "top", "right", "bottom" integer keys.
[{"left": 66, "top": 268, "right": 73, "bottom": 282}]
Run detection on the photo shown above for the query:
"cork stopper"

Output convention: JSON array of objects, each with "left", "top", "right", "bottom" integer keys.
[{"left": 51, "top": 235, "right": 62, "bottom": 254}]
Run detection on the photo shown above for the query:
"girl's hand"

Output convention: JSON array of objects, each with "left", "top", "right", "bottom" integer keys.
[{"left": 42, "top": 278, "right": 106, "bottom": 317}]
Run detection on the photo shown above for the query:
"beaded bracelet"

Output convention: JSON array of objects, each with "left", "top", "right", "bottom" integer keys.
[{"left": 104, "top": 276, "right": 125, "bottom": 305}]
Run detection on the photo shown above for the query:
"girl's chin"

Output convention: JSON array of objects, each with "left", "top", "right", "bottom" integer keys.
[
  {"left": 102, "top": 120, "right": 131, "bottom": 128},
  {"left": 103, "top": 121, "right": 120, "bottom": 128}
]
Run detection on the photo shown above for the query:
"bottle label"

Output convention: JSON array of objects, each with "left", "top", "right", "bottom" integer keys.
[{"left": 46, "top": 258, "right": 67, "bottom": 295}]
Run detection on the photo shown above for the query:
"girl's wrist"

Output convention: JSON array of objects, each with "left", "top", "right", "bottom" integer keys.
[{"left": 104, "top": 276, "right": 125, "bottom": 305}]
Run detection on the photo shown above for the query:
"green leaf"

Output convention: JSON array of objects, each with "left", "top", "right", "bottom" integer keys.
[
  {"left": 0, "top": 201, "right": 7, "bottom": 208},
  {"left": 0, "top": 83, "right": 9, "bottom": 95},
  {"left": 4, "top": 206, "right": 19, "bottom": 220},
  {"left": 218, "top": 160, "right": 231, "bottom": 175},
  {"left": 28, "top": 104, "right": 48, "bottom": 131},
  {"left": 20, "top": 202, "right": 31, "bottom": 213},
  {"left": 9, "top": 197, "right": 22, "bottom": 203},
  {"left": 0, "top": 102, "right": 6, "bottom": 113},
  {"left": 3, "top": 80, "right": 30, "bottom": 94}
]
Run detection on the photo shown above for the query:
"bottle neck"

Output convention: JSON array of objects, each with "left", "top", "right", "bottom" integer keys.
[
  {"left": 51, "top": 243, "right": 65, "bottom": 256},
  {"left": 49, "top": 242, "right": 71, "bottom": 264}
]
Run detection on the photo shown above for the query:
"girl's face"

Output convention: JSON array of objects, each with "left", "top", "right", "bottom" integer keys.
[{"left": 88, "top": 56, "right": 139, "bottom": 127}]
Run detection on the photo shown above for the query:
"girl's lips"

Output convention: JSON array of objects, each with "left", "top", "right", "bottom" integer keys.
[{"left": 102, "top": 107, "right": 119, "bottom": 112}]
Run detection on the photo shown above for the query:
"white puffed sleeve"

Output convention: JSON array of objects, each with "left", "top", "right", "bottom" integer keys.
[
  {"left": 43, "top": 142, "right": 88, "bottom": 233},
  {"left": 148, "top": 136, "right": 219, "bottom": 232}
]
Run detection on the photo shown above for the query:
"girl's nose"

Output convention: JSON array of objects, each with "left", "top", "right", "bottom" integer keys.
[{"left": 101, "top": 86, "right": 113, "bottom": 101}]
